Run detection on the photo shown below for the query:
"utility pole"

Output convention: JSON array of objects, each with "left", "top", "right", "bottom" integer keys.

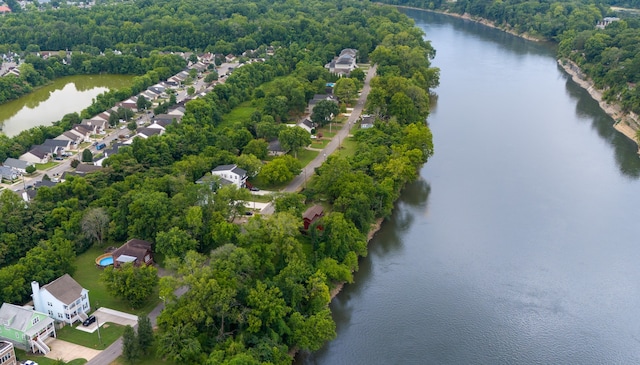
[{"left": 96, "top": 316, "right": 102, "bottom": 346}]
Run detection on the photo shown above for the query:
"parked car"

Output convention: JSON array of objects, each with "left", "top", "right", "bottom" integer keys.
[
  {"left": 249, "top": 187, "right": 260, "bottom": 192},
  {"left": 23, "top": 361, "right": 39, "bottom": 365},
  {"left": 83, "top": 315, "right": 96, "bottom": 326}
]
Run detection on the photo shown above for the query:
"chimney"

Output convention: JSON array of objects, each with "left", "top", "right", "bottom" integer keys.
[{"left": 31, "top": 281, "right": 41, "bottom": 312}]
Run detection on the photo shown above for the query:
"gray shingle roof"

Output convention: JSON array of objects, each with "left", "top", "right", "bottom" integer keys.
[{"left": 41, "top": 274, "right": 85, "bottom": 305}]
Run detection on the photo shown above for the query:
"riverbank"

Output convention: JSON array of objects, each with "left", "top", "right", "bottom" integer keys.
[
  {"left": 392, "top": 5, "right": 543, "bottom": 42},
  {"left": 558, "top": 58, "right": 640, "bottom": 150},
  {"left": 393, "top": 4, "right": 640, "bottom": 149}
]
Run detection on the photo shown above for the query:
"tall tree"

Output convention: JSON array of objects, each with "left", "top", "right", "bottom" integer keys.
[
  {"left": 80, "top": 207, "right": 109, "bottom": 247},
  {"left": 122, "top": 325, "right": 140, "bottom": 363},
  {"left": 278, "top": 127, "right": 310, "bottom": 158},
  {"left": 101, "top": 263, "right": 158, "bottom": 308},
  {"left": 137, "top": 315, "right": 154, "bottom": 355}
]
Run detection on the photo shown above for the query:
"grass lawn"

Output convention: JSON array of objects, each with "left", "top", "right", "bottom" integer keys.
[
  {"left": 15, "top": 348, "right": 87, "bottom": 365},
  {"left": 36, "top": 161, "right": 59, "bottom": 170},
  {"left": 56, "top": 322, "right": 125, "bottom": 350},
  {"left": 310, "top": 138, "right": 331, "bottom": 149},
  {"left": 335, "top": 136, "right": 357, "bottom": 158},
  {"left": 316, "top": 130, "right": 336, "bottom": 139},
  {"left": 296, "top": 149, "right": 319, "bottom": 167},
  {"left": 220, "top": 101, "right": 256, "bottom": 128},
  {"left": 73, "top": 246, "right": 160, "bottom": 317}
]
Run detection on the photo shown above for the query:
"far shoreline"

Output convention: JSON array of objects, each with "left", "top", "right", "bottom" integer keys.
[{"left": 390, "top": 4, "right": 640, "bottom": 150}]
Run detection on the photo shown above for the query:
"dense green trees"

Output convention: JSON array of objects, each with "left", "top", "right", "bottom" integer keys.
[{"left": 0, "top": 0, "right": 439, "bottom": 362}]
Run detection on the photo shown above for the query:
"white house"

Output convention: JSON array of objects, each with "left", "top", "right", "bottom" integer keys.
[
  {"left": 19, "top": 147, "right": 50, "bottom": 164},
  {"left": 211, "top": 164, "right": 248, "bottom": 188},
  {"left": 324, "top": 48, "right": 357, "bottom": 75},
  {"left": 31, "top": 274, "right": 90, "bottom": 325}
]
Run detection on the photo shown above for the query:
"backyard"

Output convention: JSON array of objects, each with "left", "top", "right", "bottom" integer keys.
[{"left": 56, "top": 322, "right": 125, "bottom": 350}]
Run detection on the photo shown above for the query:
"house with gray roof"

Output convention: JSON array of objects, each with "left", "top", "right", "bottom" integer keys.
[
  {"left": 55, "top": 131, "right": 84, "bottom": 146},
  {"left": 3, "top": 158, "right": 32, "bottom": 174},
  {"left": 0, "top": 167, "right": 18, "bottom": 182},
  {"left": 211, "top": 164, "right": 248, "bottom": 188},
  {"left": 0, "top": 303, "right": 56, "bottom": 354},
  {"left": 135, "top": 127, "right": 162, "bottom": 139},
  {"left": 31, "top": 274, "right": 90, "bottom": 325},
  {"left": 325, "top": 48, "right": 358, "bottom": 76}
]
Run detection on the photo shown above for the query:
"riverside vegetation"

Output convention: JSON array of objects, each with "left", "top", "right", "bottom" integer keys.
[
  {"left": 383, "top": 0, "right": 640, "bottom": 139},
  {"left": 0, "top": 0, "right": 439, "bottom": 363}
]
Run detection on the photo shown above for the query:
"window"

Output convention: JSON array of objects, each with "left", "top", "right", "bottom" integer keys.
[
  {"left": 47, "top": 301, "right": 52, "bottom": 306},
  {"left": 32, "top": 317, "right": 39, "bottom": 325},
  {"left": 65, "top": 314, "right": 69, "bottom": 319},
  {"left": 57, "top": 313, "right": 63, "bottom": 319},
  {"left": 63, "top": 305, "right": 68, "bottom": 309},
  {"left": 82, "top": 294, "right": 87, "bottom": 300},
  {"left": 48, "top": 310, "right": 53, "bottom": 316}
]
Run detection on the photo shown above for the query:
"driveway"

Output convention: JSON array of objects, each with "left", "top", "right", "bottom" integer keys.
[
  {"left": 44, "top": 339, "right": 101, "bottom": 362},
  {"left": 76, "top": 307, "right": 138, "bottom": 334}
]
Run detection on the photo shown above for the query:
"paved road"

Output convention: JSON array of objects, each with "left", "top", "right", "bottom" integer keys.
[
  {"left": 86, "top": 286, "right": 188, "bottom": 365},
  {"left": 261, "top": 64, "right": 377, "bottom": 214}
]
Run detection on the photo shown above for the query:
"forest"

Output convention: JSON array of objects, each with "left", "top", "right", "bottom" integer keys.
[
  {"left": 0, "top": 0, "right": 439, "bottom": 363},
  {"left": 384, "top": 0, "right": 640, "bottom": 115}
]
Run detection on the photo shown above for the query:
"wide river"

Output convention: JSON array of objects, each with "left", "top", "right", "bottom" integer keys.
[
  {"left": 0, "top": 74, "right": 132, "bottom": 137},
  {"left": 298, "top": 9, "right": 640, "bottom": 365}
]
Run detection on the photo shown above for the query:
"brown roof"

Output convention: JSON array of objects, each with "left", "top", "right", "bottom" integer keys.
[
  {"left": 111, "top": 239, "right": 152, "bottom": 264},
  {"left": 303, "top": 205, "right": 324, "bottom": 221},
  {"left": 42, "top": 274, "right": 86, "bottom": 305}
]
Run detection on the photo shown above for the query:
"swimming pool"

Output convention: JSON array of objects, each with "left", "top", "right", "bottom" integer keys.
[{"left": 96, "top": 254, "right": 114, "bottom": 267}]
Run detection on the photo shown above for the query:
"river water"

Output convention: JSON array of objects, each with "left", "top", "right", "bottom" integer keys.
[
  {"left": 0, "top": 74, "right": 133, "bottom": 137},
  {"left": 298, "top": 9, "right": 640, "bottom": 365}
]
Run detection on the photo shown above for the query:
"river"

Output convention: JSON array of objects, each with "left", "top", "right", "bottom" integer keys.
[
  {"left": 298, "top": 9, "right": 640, "bottom": 365},
  {"left": 0, "top": 74, "right": 133, "bottom": 137}
]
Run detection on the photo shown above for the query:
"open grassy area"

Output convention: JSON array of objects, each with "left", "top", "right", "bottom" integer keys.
[
  {"left": 56, "top": 322, "right": 125, "bottom": 350},
  {"left": 221, "top": 101, "right": 256, "bottom": 128},
  {"left": 247, "top": 193, "right": 273, "bottom": 203},
  {"left": 36, "top": 161, "right": 59, "bottom": 170},
  {"left": 73, "top": 246, "right": 160, "bottom": 317},
  {"left": 296, "top": 149, "right": 319, "bottom": 167},
  {"left": 335, "top": 136, "right": 357, "bottom": 158},
  {"left": 15, "top": 348, "right": 87, "bottom": 365},
  {"left": 310, "top": 138, "right": 331, "bottom": 149}
]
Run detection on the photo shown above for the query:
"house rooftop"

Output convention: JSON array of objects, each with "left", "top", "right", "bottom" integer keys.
[
  {"left": 212, "top": 164, "right": 247, "bottom": 177},
  {"left": 39, "top": 274, "right": 85, "bottom": 305},
  {"left": 303, "top": 204, "right": 324, "bottom": 220},
  {"left": 111, "top": 239, "right": 152, "bottom": 265}
]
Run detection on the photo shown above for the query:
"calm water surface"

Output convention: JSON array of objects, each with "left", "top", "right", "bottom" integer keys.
[
  {"left": 299, "top": 10, "right": 640, "bottom": 365},
  {"left": 0, "top": 74, "right": 132, "bottom": 137}
]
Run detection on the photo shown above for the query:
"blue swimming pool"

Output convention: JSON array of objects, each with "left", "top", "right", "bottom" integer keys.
[{"left": 99, "top": 256, "right": 113, "bottom": 266}]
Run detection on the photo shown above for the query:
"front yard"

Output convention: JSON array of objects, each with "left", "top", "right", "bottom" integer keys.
[
  {"left": 56, "top": 322, "right": 125, "bottom": 350},
  {"left": 15, "top": 348, "right": 87, "bottom": 365}
]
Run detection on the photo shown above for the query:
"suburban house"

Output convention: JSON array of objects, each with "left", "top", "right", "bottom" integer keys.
[
  {"left": 191, "top": 62, "right": 207, "bottom": 74},
  {"left": 360, "top": 115, "right": 375, "bottom": 129},
  {"left": 116, "top": 97, "right": 138, "bottom": 111},
  {"left": 307, "top": 94, "right": 338, "bottom": 114},
  {"left": 93, "top": 111, "right": 110, "bottom": 122},
  {"left": 0, "top": 340, "right": 16, "bottom": 365},
  {"left": 110, "top": 239, "right": 154, "bottom": 269},
  {"left": 19, "top": 147, "right": 50, "bottom": 164},
  {"left": 153, "top": 113, "right": 181, "bottom": 125},
  {"left": 268, "top": 140, "right": 286, "bottom": 156},
  {"left": 0, "top": 167, "right": 18, "bottom": 182},
  {"left": 211, "top": 164, "right": 248, "bottom": 188},
  {"left": 324, "top": 48, "right": 357, "bottom": 76},
  {"left": 148, "top": 84, "right": 166, "bottom": 97},
  {"left": 55, "top": 130, "right": 84, "bottom": 145},
  {"left": 31, "top": 274, "right": 90, "bottom": 325},
  {"left": 302, "top": 205, "right": 324, "bottom": 231},
  {"left": 2, "top": 158, "right": 32, "bottom": 174},
  {"left": 140, "top": 90, "right": 158, "bottom": 101},
  {"left": 135, "top": 127, "right": 163, "bottom": 139},
  {"left": 596, "top": 17, "right": 620, "bottom": 29},
  {"left": 75, "top": 163, "right": 103, "bottom": 174},
  {"left": 68, "top": 124, "right": 93, "bottom": 142},
  {"left": 0, "top": 303, "right": 56, "bottom": 354},
  {"left": 297, "top": 118, "right": 315, "bottom": 134},
  {"left": 82, "top": 118, "right": 107, "bottom": 133},
  {"left": 42, "top": 139, "right": 71, "bottom": 155},
  {"left": 0, "top": 5, "right": 12, "bottom": 14},
  {"left": 168, "top": 106, "right": 186, "bottom": 117}
]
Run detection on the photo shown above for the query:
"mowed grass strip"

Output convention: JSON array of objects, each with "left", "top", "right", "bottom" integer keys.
[{"left": 56, "top": 322, "right": 125, "bottom": 349}]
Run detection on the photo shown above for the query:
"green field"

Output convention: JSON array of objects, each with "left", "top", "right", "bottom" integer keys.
[
  {"left": 296, "top": 149, "right": 319, "bottom": 167},
  {"left": 15, "top": 348, "right": 87, "bottom": 365},
  {"left": 221, "top": 101, "right": 257, "bottom": 128}
]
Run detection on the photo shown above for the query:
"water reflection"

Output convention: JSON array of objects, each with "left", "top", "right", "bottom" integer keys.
[
  {"left": 559, "top": 66, "right": 640, "bottom": 178},
  {"left": 0, "top": 74, "right": 133, "bottom": 137}
]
